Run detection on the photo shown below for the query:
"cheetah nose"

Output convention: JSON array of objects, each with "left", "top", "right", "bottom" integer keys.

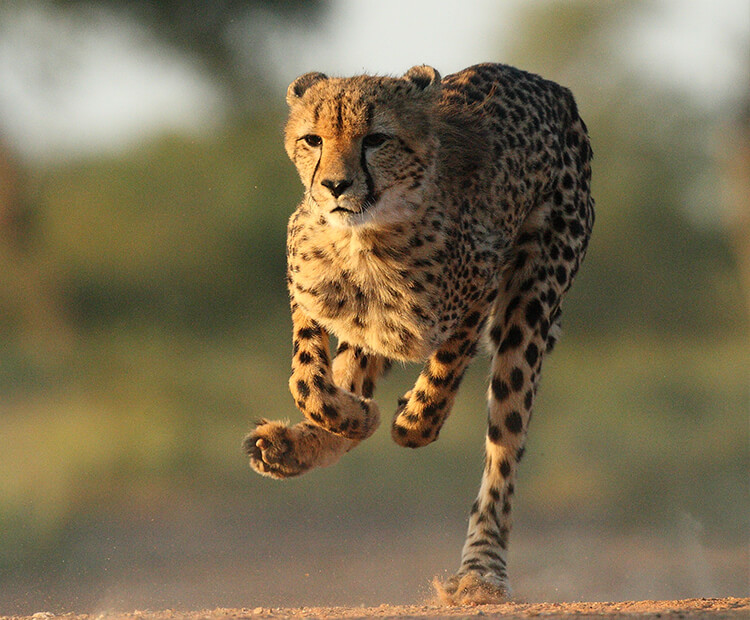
[{"left": 321, "top": 178, "right": 353, "bottom": 198}]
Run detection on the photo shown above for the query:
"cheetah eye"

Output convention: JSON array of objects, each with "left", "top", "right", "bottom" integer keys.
[
  {"left": 302, "top": 134, "right": 322, "bottom": 147},
  {"left": 362, "top": 133, "right": 389, "bottom": 149}
]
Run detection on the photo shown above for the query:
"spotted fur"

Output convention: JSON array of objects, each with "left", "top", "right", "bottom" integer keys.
[{"left": 243, "top": 62, "right": 594, "bottom": 604}]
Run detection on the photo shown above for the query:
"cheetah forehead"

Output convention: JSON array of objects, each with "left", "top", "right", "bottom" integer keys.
[{"left": 285, "top": 75, "right": 434, "bottom": 140}]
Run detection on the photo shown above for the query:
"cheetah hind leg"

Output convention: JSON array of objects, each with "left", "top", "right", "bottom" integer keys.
[{"left": 243, "top": 418, "right": 356, "bottom": 479}]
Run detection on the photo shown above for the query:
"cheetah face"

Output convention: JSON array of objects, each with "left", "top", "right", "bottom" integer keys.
[{"left": 284, "top": 66, "right": 441, "bottom": 227}]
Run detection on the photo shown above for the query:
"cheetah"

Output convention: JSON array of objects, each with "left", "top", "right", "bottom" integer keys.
[{"left": 244, "top": 62, "right": 594, "bottom": 604}]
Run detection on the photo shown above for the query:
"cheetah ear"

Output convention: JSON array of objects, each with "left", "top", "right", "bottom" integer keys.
[
  {"left": 403, "top": 65, "right": 441, "bottom": 93},
  {"left": 286, "top": 72, "right": 328, "bottom": 106}
]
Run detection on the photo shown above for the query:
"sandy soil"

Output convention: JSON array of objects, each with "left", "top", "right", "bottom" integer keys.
[{"left": 4, "top": 597, "right": 748, "bottom": 620}]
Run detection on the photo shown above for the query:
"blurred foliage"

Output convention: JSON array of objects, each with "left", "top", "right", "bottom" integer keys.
[
  {"left": 0, "top": 0, "right": 748, "bottom": 600},
  {"left": 47, "top": 0, "right": 330, "bottom": 105}
]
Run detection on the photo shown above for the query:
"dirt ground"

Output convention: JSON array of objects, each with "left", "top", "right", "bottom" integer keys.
[{"left": 3, "top": 597, "right": 748, "bottom": 620}]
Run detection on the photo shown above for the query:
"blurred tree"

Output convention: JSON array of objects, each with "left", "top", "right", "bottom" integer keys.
[
  {"left": 49, "top": 0, "right": 329, "bottom": 107},
  {"left": 0, "top": 138, "right": 70, "bottom": 357},
  {"left": 719, "top": 99, "right": 750, "bottom": 320}
]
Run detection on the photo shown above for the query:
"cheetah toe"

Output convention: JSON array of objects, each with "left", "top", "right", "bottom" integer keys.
[
  {"left": 433, "top": 572, "right": 511, "bottom": 606},
  {"left": 243, "top": 419, "right": 312, "bottom": 479}
]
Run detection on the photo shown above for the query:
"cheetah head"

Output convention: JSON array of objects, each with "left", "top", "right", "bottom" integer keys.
[{"left": 284, "top": 65, "right": 441, "bottom": 227}]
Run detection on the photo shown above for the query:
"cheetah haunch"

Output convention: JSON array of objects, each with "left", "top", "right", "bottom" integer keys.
[{"left": 244, "top": 63, "right": 594, "bottom": 604}]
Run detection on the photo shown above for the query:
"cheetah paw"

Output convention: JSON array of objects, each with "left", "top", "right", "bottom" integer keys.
[
  {"left": 390, "top": 391, "right": 442, "bottom": 448},
  {"left": 243, "top": 419, "right": 312, "bottom": 479},
  {"left": 433, "top": 572, "right": 511, "bottom": 605}
]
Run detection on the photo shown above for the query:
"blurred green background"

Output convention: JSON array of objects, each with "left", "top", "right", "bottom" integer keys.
[{"left": 1, "top": 0, "right": 748, "bottom": 614}]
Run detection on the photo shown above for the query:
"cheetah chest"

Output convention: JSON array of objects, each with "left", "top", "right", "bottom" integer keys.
[{"left": 287, "top": 221, "right": 444, "bottom": 361}]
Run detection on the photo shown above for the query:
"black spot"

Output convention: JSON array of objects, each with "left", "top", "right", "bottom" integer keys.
[
  {"left": 422, "top": 402, "right": 439, "bottom": 419},
  {"left": 499, "top": 459, "right": 512, "bottom": 478},
  {"left": 505, "top": 410, "right": 523, "bottom": 434},
  {"left": 296, "top": 380, "right": 310, "bottom": 399},
  {"left": 427, "top": 369, "right": 454, "bottom": 387},
  {"left": 510, "top": 367, "right": 524, "bottom": 392},
  {"left": 552, "top": 214, "right": 566, "bottom": 233},
  {"left": 297, "top": 351, "right": 313, "bottom": 365},
  {"left": 463, "top": 311, "right": 481, "bottom": 328},
  {"left": 322, "top": 404, "right": 339, "bottom": 419},
  {"left": 313, "top": 373, "right": 327, "bottom": 392},
  {"left": 555, "top": 265, "right": 568, "bottom": 284},
  {"left": 413, "top": 389, "right": 429, "bottom": 403},
  {"left": 520, "top": 278, "right": 534, "bottom": 292},
  {"left": 569, "top": 219, "right": 584, "bottom": 238},
  {"left": 500, "top": 325, "right": 523, "bottom": 352},
  {"left": 436, "top": 350, "right": 457, "bottom": 365},
  {"left": 394, "top": 424, "right": 407, "bottom": 437},
  {"left": 524, "top": 390, "right": 533, "bottom": 410},
  {"left": 491, "top": 378, "right": 510, "bottom": 402},
  {"left": 297, "top": 327, "right": 320, "bottom": 340},
  {"left": 315, "top": 345, "right": 330, "bottom": 364},
  {"left": 525, "top": 342, "right": 539, "bottom": 367},
  {"left": 514, "top": 250, "right": 528, "bottom": 270},
  {"left": 561, "top": 172, "right": 574, "bottom": 189},
  {"left": 488, "top": 424, "right": 502, "bottom": 443},
  {"left": 525, "top": 299, "right": 543, "bottom": 327},
  {"left": 504, "top": 296, "right": 521, "bottom": 323},
  {"left": 489, "top": 325, "right": 503, "bottom": 345},
  {"left": 540, "top": 318, "right": 550, "bottom": 340}
]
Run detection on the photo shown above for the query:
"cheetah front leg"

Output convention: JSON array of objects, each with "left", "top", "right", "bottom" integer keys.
[
  {"left": 244, "top": 304, "right": 387, "bottom": 478},
  {"left": 391, "top": 306, "right": 488, "bottom": 448},
  {"left": 286, "top": 304, "right": 381, "bottom": 438}
]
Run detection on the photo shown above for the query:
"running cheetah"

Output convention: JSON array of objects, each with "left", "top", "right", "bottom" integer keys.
[{"left": 244, "top": 62, "right": 594, "bottom": 604}]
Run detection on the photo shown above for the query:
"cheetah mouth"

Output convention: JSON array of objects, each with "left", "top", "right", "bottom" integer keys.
[{"left": 328, "top": 194, "right": 377, "bottom": 219}]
